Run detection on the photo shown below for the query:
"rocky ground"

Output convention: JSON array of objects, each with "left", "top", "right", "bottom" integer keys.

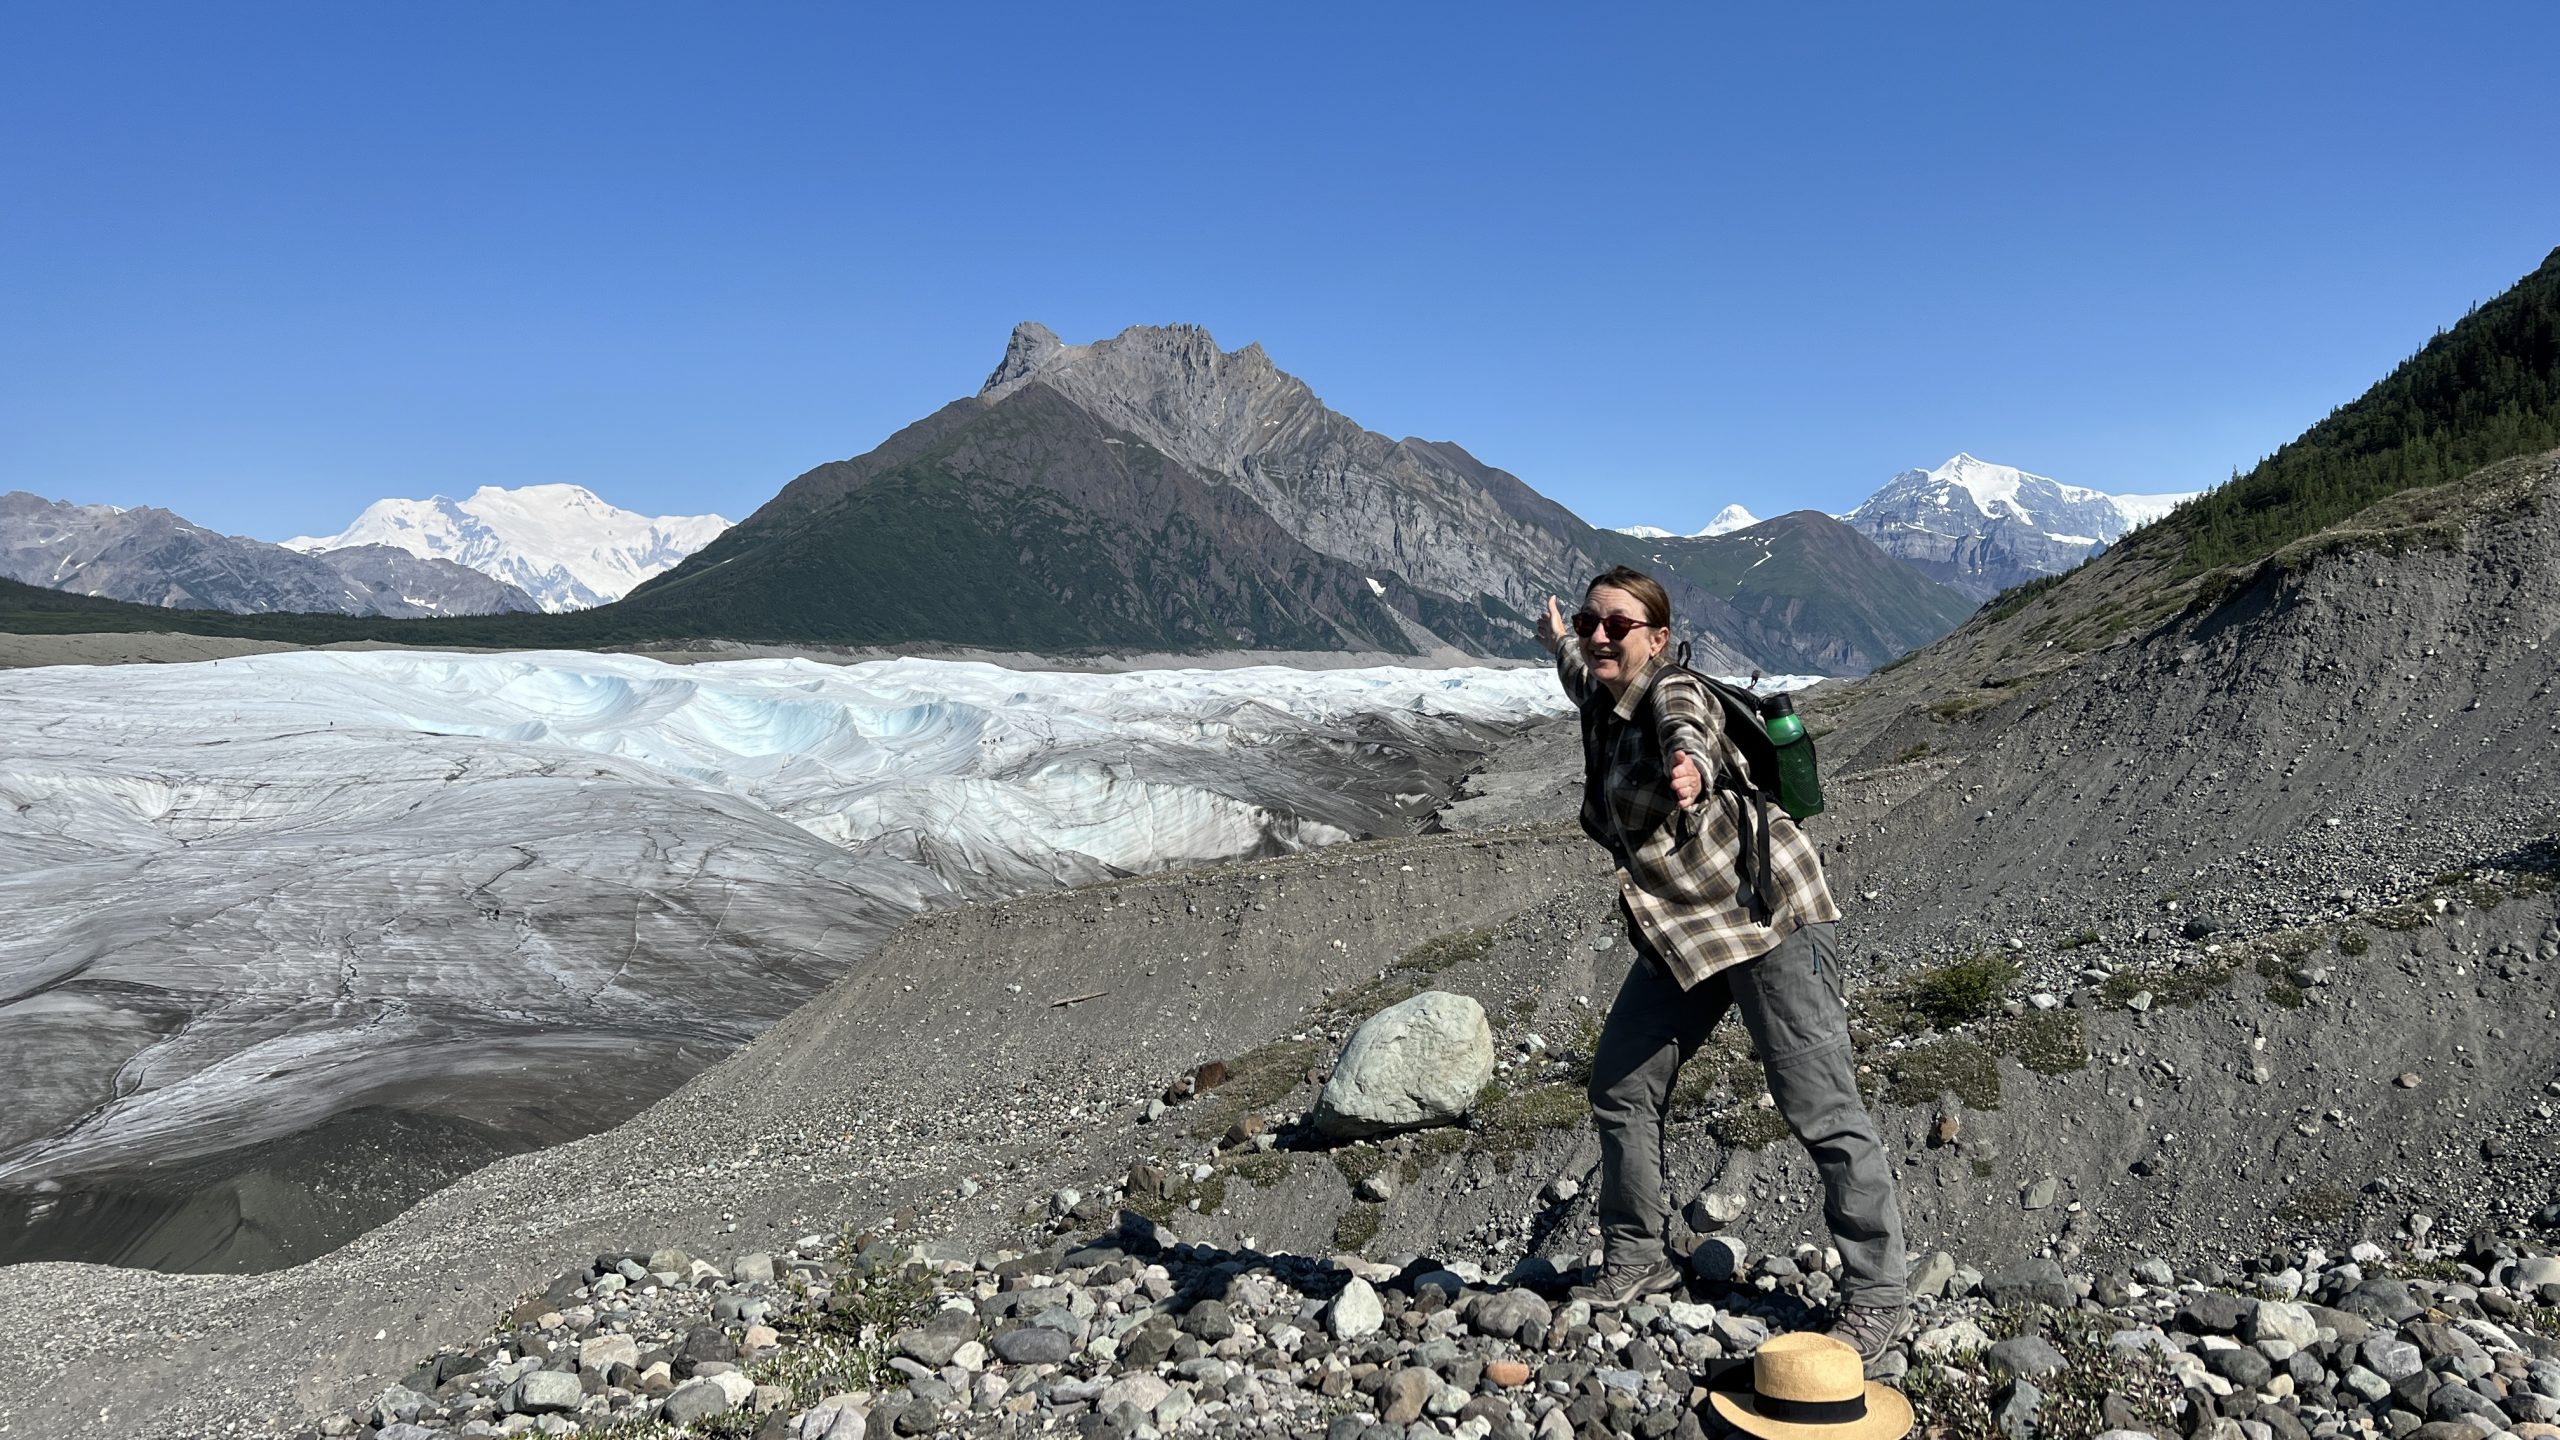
[
  {"left": 284, "top": 1205, "right": 2560, "bottom": 1440},
  {"left": 0, "top": 464, "right": 2554, "bottom": 1438}
]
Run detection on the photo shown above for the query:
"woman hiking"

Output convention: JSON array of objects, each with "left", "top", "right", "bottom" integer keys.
[{"left": 1537, "top": 566, "right": 1912, "bottom": 1372}]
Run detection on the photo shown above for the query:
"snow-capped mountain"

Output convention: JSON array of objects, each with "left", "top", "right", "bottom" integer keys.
[
  {"left": 285, "top": 484, "right": 731, "bottom": 612},
  {"left": 1840, "top": 454, "right": 2200, "bottom": 601},
  {"left": 1613, "top": 503, "right": 1759, "bottom": 540},
  {"left": 0, "top": 491, "right": 538, "bottom": 617}
]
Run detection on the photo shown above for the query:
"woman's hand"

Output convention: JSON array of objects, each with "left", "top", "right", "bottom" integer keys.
[
  {"left": 1536, "top": 595, "right": 1567, "bottom": 655},
  {"left": 1670, "top": 750, "right": 1704, "bottom": 809}
]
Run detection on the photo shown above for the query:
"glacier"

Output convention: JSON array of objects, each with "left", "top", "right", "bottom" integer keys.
[{"left": 0, "top": 651, "right": 1565, "bottom": 1270}]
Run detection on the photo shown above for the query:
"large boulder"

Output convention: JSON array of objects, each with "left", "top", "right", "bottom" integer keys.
[{"left": 1313, "top": 991, "right": 1494, "bottom": 1139}]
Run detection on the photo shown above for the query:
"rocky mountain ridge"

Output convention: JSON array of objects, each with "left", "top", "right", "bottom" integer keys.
[{"left": 0, "top": 491, "right": 539, "bottom": 618}]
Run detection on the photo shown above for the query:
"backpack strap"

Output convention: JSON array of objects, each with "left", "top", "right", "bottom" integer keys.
[{"left": 1668, "top": 642, "right": 1777, "bottom": 922}]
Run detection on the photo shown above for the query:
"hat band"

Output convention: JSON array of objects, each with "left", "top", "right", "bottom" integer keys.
[{"left": 1758, "top": 1393, "right": 1869, "bottom": 1424}]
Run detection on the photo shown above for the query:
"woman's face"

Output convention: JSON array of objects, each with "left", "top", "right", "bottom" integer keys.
[{"left": 1581, "top": 584, "right": 1666, "bottom": 694}]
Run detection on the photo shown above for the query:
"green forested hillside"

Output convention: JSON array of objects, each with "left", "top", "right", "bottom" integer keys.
[{"left": 2173, "top": 246, "right": 2560, "bottom": 574}]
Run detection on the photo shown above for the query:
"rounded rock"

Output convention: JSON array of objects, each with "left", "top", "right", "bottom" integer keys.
[{"left": 1312, "top": 991, "right": 1495, "bottom": 1138}]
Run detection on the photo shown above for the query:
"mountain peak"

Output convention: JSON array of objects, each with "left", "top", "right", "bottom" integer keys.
[
  {"left": 283, "top": 486, "right": 731, "bottom": 611},
  {"left": 1843, "top": 455, "right": 2203, "bottom": 600},
  {"left": 980, "top": 321, "right": 1067, "bottom": 397}
]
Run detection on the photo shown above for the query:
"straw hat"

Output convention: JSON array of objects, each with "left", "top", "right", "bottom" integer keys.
[{"left": 1708, "top": 1332, "right": 1913, "bottom": 1440}]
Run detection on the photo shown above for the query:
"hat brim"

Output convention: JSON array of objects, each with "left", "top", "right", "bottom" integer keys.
[{"left": 1708, "top": 1381, "right": 1913, "bottom": 1440}]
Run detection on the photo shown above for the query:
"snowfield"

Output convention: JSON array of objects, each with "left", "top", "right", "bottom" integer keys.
[{"left": 0, "top": 651, "right": 1567, "bottom": 1262}]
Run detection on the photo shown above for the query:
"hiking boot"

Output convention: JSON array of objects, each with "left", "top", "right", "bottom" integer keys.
[
  {"left": 1822, "top": 1302, "right": 1913, "bottom": 1374},
  {"left": 1568, "top": 1257, "right": 1681, "bottom": 1309}
]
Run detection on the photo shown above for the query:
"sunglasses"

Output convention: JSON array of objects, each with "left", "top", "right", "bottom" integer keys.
[{"left": 1572, "top": 612, "right": 1658, "bottom": 641}]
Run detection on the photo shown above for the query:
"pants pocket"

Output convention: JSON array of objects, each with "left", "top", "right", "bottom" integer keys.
[{"left": 1738, "top": 924, "right": 1850, "bottom": 1067}]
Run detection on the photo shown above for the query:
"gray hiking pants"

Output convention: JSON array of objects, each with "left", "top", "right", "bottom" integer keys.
[{"left": 1587, "top": 918, "right": 1911, "bottom": 1307}]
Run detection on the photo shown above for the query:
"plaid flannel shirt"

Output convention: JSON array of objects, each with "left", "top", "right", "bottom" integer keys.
[{"left": 1558, "top": 636, "right": 1841, "bottom": 989}]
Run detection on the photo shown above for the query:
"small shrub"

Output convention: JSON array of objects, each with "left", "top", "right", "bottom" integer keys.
[
  {"left": 1894, "top": 741, "right": 1932, "bottom": 764},
  {"left": 2057, "top": 928, "right": 2101, "bottom": 951},
  {"left": 2337, "top": 931, "right": 2370, "bottom": 956},
  {"left": 1904, "top": 954, "right": 2021, "bottom": 1029},
  {"left": 772, "top": 1261, "right": 939, "bottom": 1396}
]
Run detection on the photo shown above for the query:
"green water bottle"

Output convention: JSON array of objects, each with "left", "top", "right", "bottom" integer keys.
[{"left": 1763, "top": 694, "right": 1825, "bottom": 821}]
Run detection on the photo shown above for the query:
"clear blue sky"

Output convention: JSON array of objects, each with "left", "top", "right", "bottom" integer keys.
[{"left": 4, "top": 3, "right": 2555, "bottom": 541}]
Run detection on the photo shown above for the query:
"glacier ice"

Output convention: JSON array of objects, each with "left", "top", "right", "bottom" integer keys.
[{"left": 0, "top": 650, "right": 1565, "bottom": 1268}]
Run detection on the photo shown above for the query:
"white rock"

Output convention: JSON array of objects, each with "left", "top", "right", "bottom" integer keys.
[
  {"left": 1313, "top": 991, "right": 1495, "bottom": 1138},
  {"left": 1327, "top": 1277, "right": 1384, "bottom": 1341}
]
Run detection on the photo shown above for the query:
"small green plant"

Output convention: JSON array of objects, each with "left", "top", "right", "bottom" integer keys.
[
  {"left": 1472, "top": 1080, "right": 1590, "bottom": 1159},
  {"left": 2337, "top": 931, "right": 2370, "bottom": 956},
  {"left": 2057, "top": 928, "right": 2100, "bottom": 951},
  {"left": 2101, "top": 956, "right": 2237, "bottom": 1008},
  {"left": 1186, "top": 1035, "right": 1323, "bottom": 1141},
  {"left": 1883, "top": 1038, "right": 2001, "bottom": 1110},
  {"left": 1333, "top": 1204, "right": 1382, "bottom": 1253},
  {"left": 773, "top": 1259, "right": 940, "bottom": 1397},
  {"left": 1903, "top": 953, "right": 2021, "bottom": 1029},
  {"left": 1331, "top": 1144, "right": 1391, "bottom": 1190},
  {"left": 1711, "top": 1106, "right": 1793, "bottom": 1150},
  {"left": 1231, "top": 1151, "right": 1294, "bottom": 1188},
  {"left": 2275, "top": 1182, "right": 2357, "bottom": 1228},
  {"left": 1894, "top": 741, "right": 1932, "bottom": 764},
  {"left": 1988, "top": 1010, "right": 2090, "bottom": 1075}
]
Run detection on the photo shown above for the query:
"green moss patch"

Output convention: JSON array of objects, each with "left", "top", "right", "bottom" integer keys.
[
  {"left": 1333, "top": 1204, "right": 1382, "bottom": 1253},
  {"left": 2100, "top": 957, "right": 2237, "bottom": 1008},
  {"left": 1472, "top": 1079, "right": 1590, "bottom": 1159},
  {"left": 1186, "top": 1036, "right": 1322, "bottom": 1141},
  {"left": 1984, "top": 1010, "right": 2090, "bottom": 1075},
  {"left": 1712, "top": 1107, "right": 1794, "bottom": 1150},
  {"left": 2275, "top": 1182, "right": 2357, "bottom": 1228},
  {"left": 1882, "top": 1039, "right": 2002, "bottom": 1110}
]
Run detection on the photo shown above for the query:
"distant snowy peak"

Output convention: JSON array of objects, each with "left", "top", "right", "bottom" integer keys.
[
  {"left": 1851, "top": 454, "right": 2198, "bottom": 536},
  {"left": 1699, "top": 503, "right": 1759, "bottom": 537},
  {"left": 1841, "top": 454, "right": 2204, "bottom": 602},
  {"left": 1612, "top": 504, "right": 1760, "bottom": 540},
  {"left": 286, "top": 484, "right": 731, "bottom": 611}
]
